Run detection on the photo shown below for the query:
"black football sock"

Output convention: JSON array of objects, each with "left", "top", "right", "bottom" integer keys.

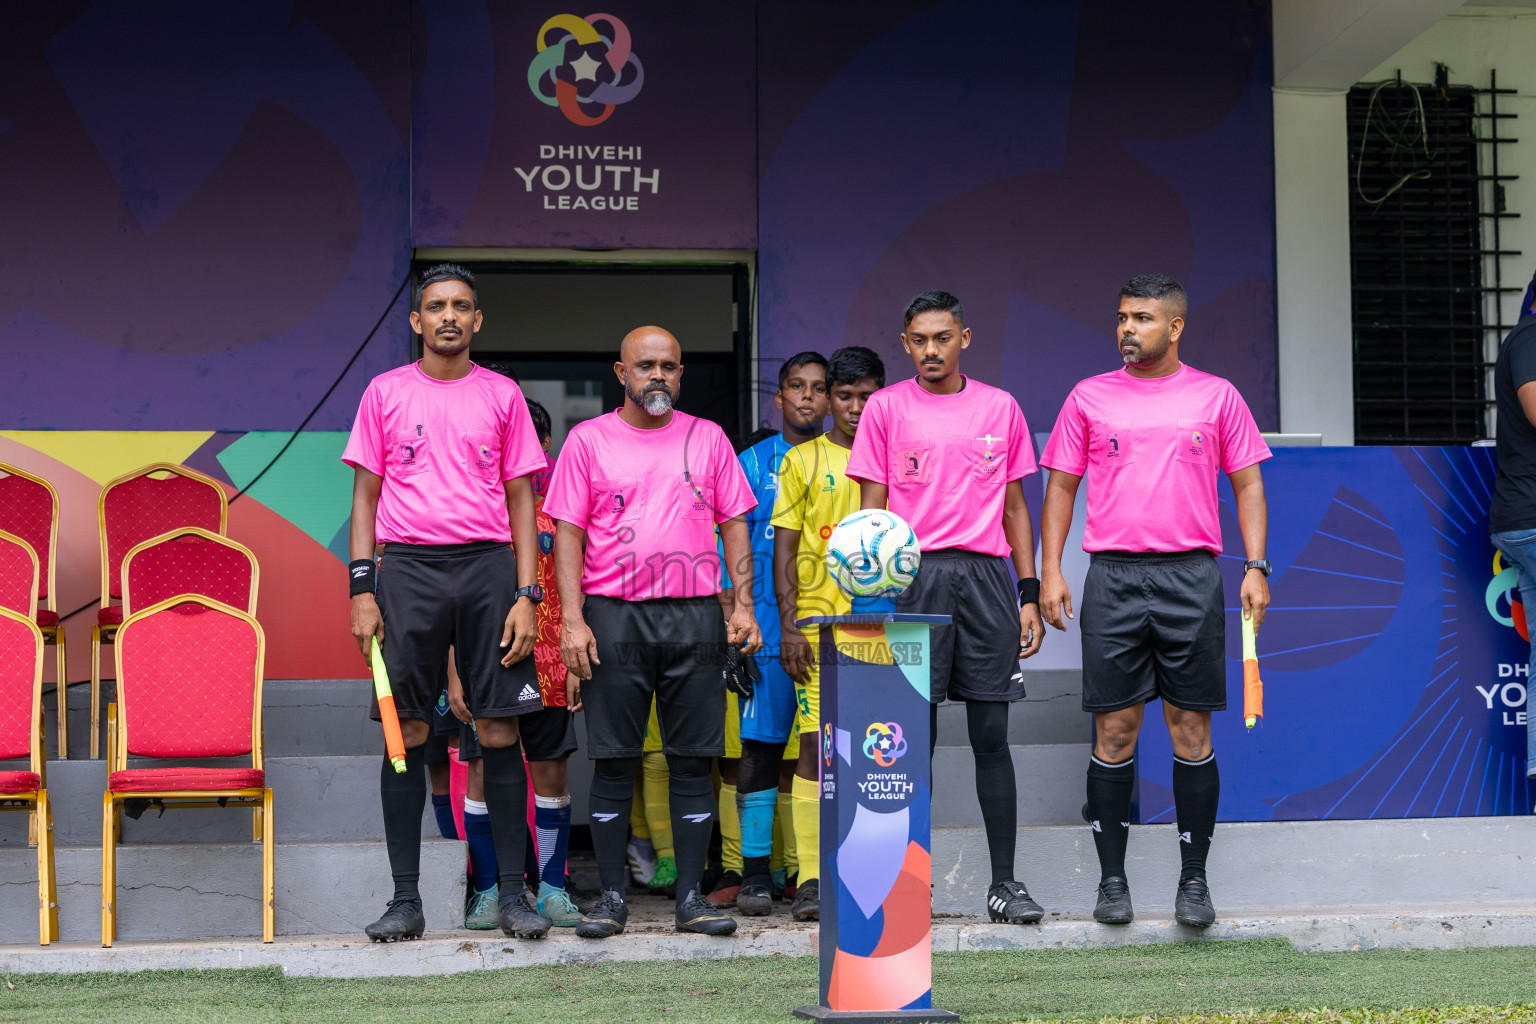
[
  {"left": 1172, "top": 751, "right": 1219, "bottom": 882},
  {"left": 667, "top": 755, "right": 716, "bottom": 906},
  {"left": 588, "top": 757, "right": 639, "bottom": 895},
  {"left": 1086, "top": 754, "right": 1135, "bottom": 881},
  {"left": 380, "top": 744, "right": 427, "bottom": 902},
  {"left": 967, "top": 700, "right": 1017, "bottom": 885},
  {"left": 478, "top": 741, "right": 532, "bottom": 895},
  {"left": 929, "top": 701, "right": 939, "bottom": 759}
]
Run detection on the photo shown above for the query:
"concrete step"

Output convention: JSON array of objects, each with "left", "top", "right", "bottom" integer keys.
[
  {"left": 2, "top": 903, "right": 1533, "bottom": 975},
  {"left": 0, "top": 756, "right": 484, "bottom": 845},
  {"left": 932, "top": 817, "right": 1536, "bottom": 916},
  {"left": 0, "top": 838, "right": 467, "bottom": 944},
  {"left": 930, "top": 743, "right": 1093, "bottom": 826}
]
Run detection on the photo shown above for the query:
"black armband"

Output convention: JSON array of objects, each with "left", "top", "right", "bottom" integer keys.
[
  {"left": 1016, "top": 577, "right": 1040, "bottom": 607},
  {"left": 349, "top": 559, "right": 377, "bottom": 597}
]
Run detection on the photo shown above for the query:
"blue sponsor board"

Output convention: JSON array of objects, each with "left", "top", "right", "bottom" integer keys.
[{"left": 1136, "top": 446, "right": 1530, "bottom": 822}]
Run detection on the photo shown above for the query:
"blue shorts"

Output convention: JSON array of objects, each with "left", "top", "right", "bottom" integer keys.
[{"left": 739, "top": 653, "right": 798, "bottom": 743}]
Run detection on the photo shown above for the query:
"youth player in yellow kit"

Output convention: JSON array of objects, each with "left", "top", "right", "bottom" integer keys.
[{"left": 772, "top": 346, "right": 885, "bottom": 920}]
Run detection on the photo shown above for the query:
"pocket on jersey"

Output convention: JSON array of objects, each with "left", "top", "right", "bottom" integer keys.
[
  {"left": 1089, "top": 420, "right": 1133, "bottom": 469},
  {"left": 389, "top": 430, "right": 430, "bottom": 477},
  {"left": 971, "top": 437, "right": 1008, "bottom": 483},
  {"left": 682, "top": 476, "right": 715, "bottom": 520},
  {"left": 594, "top": 476, "right": 641, "bottom": 524},
  {"left": 892, "top": 440, "right": 931, "bottom": 485},
  {"left": 463, "top": 430, "right": 502, "bottom": 480},
  {"left": 1176, "top": 419, "right": 1216, "bottom": 466}
]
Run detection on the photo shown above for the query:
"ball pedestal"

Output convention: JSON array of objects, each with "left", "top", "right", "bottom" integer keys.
[{"left": 791, "top": 613, "right": 959, "bottom": 1024}]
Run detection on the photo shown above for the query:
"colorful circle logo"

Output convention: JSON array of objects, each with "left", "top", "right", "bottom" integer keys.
[
  {"left": 822, "top": 722, "right": 834, "bottom": 768},
  {"left": 478, "top": 444, "right": 492, "bottom": 461},
  {"left": 1487, "top": 550, "right": 1529, "bottom": 641},
  {"left": 527, "top": 14, "right": 645, "bottom": 126},
  {"left": 1191, "top": 430, "right": 1204, "bottom": 445},
  {"left": 861, "top": 721, "right": 907, "bottom": 768}
]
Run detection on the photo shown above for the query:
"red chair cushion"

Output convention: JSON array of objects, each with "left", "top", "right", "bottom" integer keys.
[
  {"left": 109, "top": 767, "right": 264, "bottom": 792},
  {"left": 98, "top": 606, "right": 123, "bottom": 626},
  {"left": 103, "top": 474, "right": 224, "bottom": 599},
  {"left": 0, "top": 472, "right": 53, "bottom": 600},
  {"left": 36, "top": 609, "right": 58, "bottom": 628},
  {"left": 0, "top": 771, "right": 40, "bottom": 794}
]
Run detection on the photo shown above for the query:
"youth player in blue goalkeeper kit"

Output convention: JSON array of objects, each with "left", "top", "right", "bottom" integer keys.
[{"left": 720, "top": 352, "right": 829, "bottom": 915}]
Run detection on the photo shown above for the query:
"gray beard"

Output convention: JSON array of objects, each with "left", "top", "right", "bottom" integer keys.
[{"left": 626, "top": 380, "right": 677, "bottom": 415}]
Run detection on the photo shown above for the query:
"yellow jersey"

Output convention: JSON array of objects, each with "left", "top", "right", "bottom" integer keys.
[{"left": 771, "top": 434, "right": 860, "bottom": 620}]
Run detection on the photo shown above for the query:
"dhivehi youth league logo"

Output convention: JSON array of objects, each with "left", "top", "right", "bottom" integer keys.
[
  {"left": 862, "top": 721, "right": 907, "bottom": 768},
  {"left": 527, "top": 14, "right": 645, "bottom": 126}
]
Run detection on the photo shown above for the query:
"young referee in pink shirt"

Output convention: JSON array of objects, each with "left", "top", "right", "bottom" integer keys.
[
  {"left": 846, "top": 290, "right": 1048, "bottom": 925},
  {"left": 1039, "top": 274, "right": 1271, "bottom": 928},
  {"left": 543, "top": 326, "right": 761, "bottom": 939},
  {"left": 343, "top": 264, "right": 552, "bottom": 942}
]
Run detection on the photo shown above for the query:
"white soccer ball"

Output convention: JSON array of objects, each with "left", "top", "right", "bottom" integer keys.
[{"left": 826, "top": 509, "right": 921, "bottom": 598}]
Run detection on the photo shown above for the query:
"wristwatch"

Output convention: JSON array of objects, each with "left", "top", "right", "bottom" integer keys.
[
  {"left": 1243, "top": 559, "right": 1272, "bottom": 577},
  {"left": 513, "top": 584, "right": 546, "bottom": 605}
]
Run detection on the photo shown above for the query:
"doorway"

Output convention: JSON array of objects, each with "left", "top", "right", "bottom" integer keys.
[{"left": 410, "top": 259, "right": 755, "bottom": 453}]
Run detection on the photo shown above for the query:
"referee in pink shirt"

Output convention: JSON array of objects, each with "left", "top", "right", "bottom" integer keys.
[
  {"left": 543, "top": 325, "right": 760, "bottom": 939},
  {"left": 1039, "top": 274, "right": 1271, "bottom": 929},
  {"left": 343, "top": 264, "right": 552, "bottom": 942},
  {"left": 846, "top": 290, "right": 1048, "bottom": 925}
]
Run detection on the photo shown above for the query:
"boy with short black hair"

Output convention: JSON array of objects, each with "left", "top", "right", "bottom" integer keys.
[{"left": 773, "top": 345, "right": 885, "bottom": 921}]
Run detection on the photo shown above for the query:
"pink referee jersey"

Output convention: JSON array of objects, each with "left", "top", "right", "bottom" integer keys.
[
  {"left": 1039, "top": 363, "right": 1271, "bottom": 554},
  {"left": 542, "top": 410, "right": 756, "bottom": 601},
  {"left": 341, "top": 362, "right": 547, "bottom": 545},
  {"left": 845, "top": 376, "right": 1036, "bottom": 557}
]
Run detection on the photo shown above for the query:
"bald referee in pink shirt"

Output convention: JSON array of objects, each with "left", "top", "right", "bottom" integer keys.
[
  {"left": 1039, "top": 274, "right": 1271, "bottom": 929},
  {"left": 544, "top": 325, "right": 760, "bottom": 939}
]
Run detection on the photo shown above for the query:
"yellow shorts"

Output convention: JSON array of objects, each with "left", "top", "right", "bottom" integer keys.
[{"left": 794, "top": 626, "right": 821, "bottom": 737}]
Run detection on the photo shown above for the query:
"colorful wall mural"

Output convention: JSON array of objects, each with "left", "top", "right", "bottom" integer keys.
[{"left": 1, "top": 1, "right": 1276, "bottom": 683}]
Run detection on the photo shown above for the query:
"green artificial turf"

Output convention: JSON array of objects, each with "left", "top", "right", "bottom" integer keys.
[{"left": 1, "top": 939, "right": 1533, "bottom": 1024}]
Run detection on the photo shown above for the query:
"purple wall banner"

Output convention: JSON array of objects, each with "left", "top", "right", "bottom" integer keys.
[{"left": 413, "top": 1, "right": 756, "bottom": 249}]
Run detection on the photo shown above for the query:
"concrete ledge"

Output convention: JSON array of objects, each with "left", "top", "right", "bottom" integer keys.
[
  {"left": 933, "top": 818, "right": 1536, "bottom": 915},
  {"left": 0, "top": 904, "right": 1529, "bottom": 977},
  {"left": 0, "top": 839, "right": 466, "bottom": 944}
]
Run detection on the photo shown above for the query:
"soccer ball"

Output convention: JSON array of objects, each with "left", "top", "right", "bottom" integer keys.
[{"left": 826, "top": 509, "right": 921, "bottom": 598}]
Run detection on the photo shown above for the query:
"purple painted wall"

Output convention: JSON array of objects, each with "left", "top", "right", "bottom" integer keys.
[{"left": 0, "top": 1, "right": 1275, "bottom": 433}]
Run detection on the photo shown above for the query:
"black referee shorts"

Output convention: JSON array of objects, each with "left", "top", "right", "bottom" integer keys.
[
  {"left": 581, "top": 594, "right": 726, "bottom": 760},
  {"left": 895, "top": 548, "right": 1025, "bottom": 704},
  {"left": 375, "top": 541, "right": 543, "bottom": 724},
  {"left": 1079, "top": 550, "right": 1226, "bottom": 714}
]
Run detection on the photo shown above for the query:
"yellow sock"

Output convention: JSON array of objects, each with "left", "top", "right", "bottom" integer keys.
[
  {"left": 719, "top": 781, "right": 742, "bottom": 874},
  {"left": 778, "top": 789, "right": 798, "bottom": 879},
  {"left": 642, "top": 751, "right": 673, "bottom": 859},
  {"left": 630, "top": 771, "right": 649, "bottom": 839},
  {"left": 792, "top": 774, "right": 819, "bottom": 883},
  {"left": 770, "top": 805, "right": 784, "bottom": 873}
]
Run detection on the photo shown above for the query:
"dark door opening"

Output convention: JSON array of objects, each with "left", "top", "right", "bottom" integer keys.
[{"left": 409, "top": 260, "right": 753, "bottom": 453}]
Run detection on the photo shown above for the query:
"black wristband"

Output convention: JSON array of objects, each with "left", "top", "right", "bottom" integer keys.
[
  {"left": 1016, "top": 577, "right": 1040, "bottom": 607},
  {"left": 349, "top": 559, "right": 377, "bottom": 597}
]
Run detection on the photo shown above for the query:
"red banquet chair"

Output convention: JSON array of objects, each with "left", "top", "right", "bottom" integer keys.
[
  {"left": 103, "top": 595, "right": 272, "bottom": 946},
  {"left": 0, "top": 464, "right": 68, "bottom": 758},
  {"left": 122, "top": 527, "right": 258, "bottom": 618},
  {"left": 0, "top": 607, "right": 59, "bottom": 944},
  {"left": 92, "top": 463, "right": 227, "bottom": 758}
]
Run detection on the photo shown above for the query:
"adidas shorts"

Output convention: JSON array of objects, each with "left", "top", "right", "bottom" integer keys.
[
  {"left": 374, "top": 542, "right": 543, "bottom": 722},
  {"left": 580, "top": 594, "right": 727, "bottom": 760},
  {"left": 895, "top": 548, "right": 1025, "bottom": 703},
  {"left": 1079, "top": 550, "right": 1226, "bottom": 714}
]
